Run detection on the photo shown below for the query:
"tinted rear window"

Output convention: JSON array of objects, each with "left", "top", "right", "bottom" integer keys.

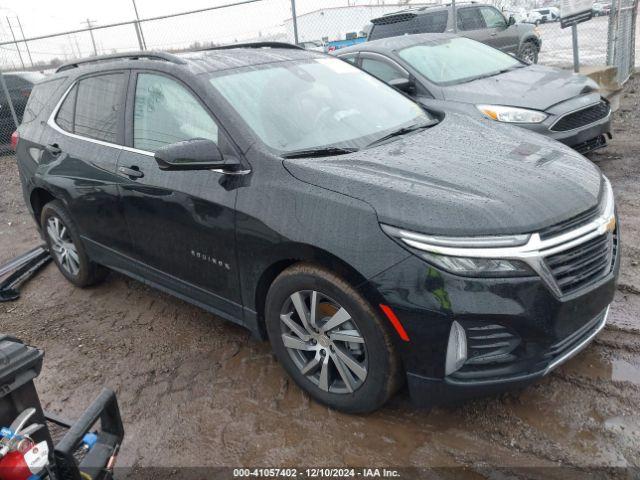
[
  {"left": 3, "top": 72, "right": 45, "bottom": 91},
  {"left": 74, "top": 73, "right": 125, "bottom": 143},
  {"left": 22, "top": 78, "right": 66, "bottom": 124},
  {"left": 370, "top": 11, "right": 448, "bottom": 40}
]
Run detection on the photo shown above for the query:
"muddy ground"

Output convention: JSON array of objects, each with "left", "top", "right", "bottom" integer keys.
[{"left": 1, "top": 76, "right": 639, "bottom": 478}]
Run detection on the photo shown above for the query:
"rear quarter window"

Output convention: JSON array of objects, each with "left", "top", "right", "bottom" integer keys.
[
  {"left": 22, "top": 77, "right": 67, "bottom": 124},
  {"left": 369, "top": 15, "right": 418, "bottom": 40}
]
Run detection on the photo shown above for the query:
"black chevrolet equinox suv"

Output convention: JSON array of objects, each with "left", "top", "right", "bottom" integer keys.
[{"left": 15, "top": 44, "right": 619, "bottom": 413}]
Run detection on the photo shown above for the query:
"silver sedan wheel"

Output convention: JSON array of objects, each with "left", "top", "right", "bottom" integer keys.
[
  {"left": 279, "top": 290, "right": 368, "bottom": 394},
  {"left": 46, "top": 216, "right": 80, "bottom": 276}
]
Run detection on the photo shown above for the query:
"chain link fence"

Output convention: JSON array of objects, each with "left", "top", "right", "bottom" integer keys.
[{"left": 0, "top": 0, "right": 637, "bottom": 148}]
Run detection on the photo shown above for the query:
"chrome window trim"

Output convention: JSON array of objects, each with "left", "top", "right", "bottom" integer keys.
[
  {"left": 382, "top": 177, "right": 615, "bottom": 297},
  {"left": 48, "top": 81, "right": 155, "bottom": 157},
  {"left": 47, "top": 79, "right": 251, "bottom": 177},
  {"left": 548, "top": 100, "right": 611, "bottom": 133}
]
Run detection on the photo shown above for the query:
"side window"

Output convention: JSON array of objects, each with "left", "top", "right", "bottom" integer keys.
[
  {"left": 457, "top": 7, "right": 486, "bottom": 31},
  {"left": 361, "top": 58, "right": 405, "bottom": 83},
  {"left": 74, "top": 73, "right": 125, "bottom": 143},
  {"left": 55, "top": 85, "right": 77, "bottom": 133},
  {"left": 133, "top": 73, "right": 219, "bottom": 152},
  {"left": 24, "top": 78, "right": 66, "bottom": 124},
  {"left": 480, "top": 7, "right": 507, "bottom": 28},
  {"left": 417, "top": 11, "right": 449, "bottom": 33}
]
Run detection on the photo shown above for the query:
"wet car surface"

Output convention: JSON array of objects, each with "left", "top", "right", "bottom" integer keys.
[{"left": 0, "top": 76, "right": 639, "bottom": 473}]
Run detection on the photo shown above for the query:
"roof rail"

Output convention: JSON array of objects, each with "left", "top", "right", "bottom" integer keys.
[
  {"left": 195, "top": 41, "right": 304, "bottom": 52},
  {"left": 55, "top": 51, "right": 187, "bottom": 73}
]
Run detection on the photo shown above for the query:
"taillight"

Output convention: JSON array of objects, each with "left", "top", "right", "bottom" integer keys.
[{"left": 10, "top": 131, "right": 19, "bottom": 151}]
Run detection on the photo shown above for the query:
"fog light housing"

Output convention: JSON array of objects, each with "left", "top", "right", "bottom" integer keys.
[{"left": 445, "top": 321, "right": 467, "bottom": 376}]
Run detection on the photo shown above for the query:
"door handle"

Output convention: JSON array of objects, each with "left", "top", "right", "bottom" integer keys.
[
  {"left": 118, "top": 166, "right": 144, "bottom": 179},
  {"left": 45, "top": 143, "right": 61, "bottom": 156}
]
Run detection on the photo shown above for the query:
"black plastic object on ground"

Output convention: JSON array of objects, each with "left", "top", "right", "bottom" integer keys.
[
  {"left": 0, "top": 336, "right": 125, "bottom": 480},
  {"left": 0, "top": 245, "right": 51, "bottom": 302},
  {"left": 0, "top": 335, "right": 54, "bottom": 451}
]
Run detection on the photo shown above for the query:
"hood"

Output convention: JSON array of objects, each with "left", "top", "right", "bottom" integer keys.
[
  {"left": 442, "top": 64, "right": 599, "bottom": 111},
  {"left": 284, "top": 113, "right": 603, "bottom": 237}
]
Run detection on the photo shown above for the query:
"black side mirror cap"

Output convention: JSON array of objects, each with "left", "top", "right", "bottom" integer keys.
[
  {"left": 389, "top": 77, "right": 415, "bottom": 94},
  {"left": 154, "top": 138, "right": 239, "bottom": 171},
  {"left": 508, "top": 15, "right": 517, "bottom": 26}
]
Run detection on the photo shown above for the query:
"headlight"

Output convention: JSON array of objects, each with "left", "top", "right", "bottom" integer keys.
[
  {"left": 381, "top": 225, "right": 534, "bottom": 277},
  {"left": 420, "top": 252, "right": 532, "bottom": 277},
  {"left": 476, "top": 105, "right": 548, "bottom": 123}
]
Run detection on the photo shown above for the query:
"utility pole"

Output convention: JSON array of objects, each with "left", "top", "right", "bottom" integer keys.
[
  {"left": 290, "top": 0, "right": 299, "bottom": 45},
  {"left": 15, "top": 16, "right": 34, "bottom": 68},
  {"left": 131, "top": 0, "right": 147, "bottom": 50},
  {"left": 5, "top": 17, "right": 25, "bottom": 69},
  {"left": 451, "top": 0, "right": 457, "bottom": 32},
  {"left": 83, "top": 18, "right": 98, "bottom": 56}
]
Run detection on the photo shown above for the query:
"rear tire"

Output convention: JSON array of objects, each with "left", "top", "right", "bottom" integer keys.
[
  {"left": 265, "top": 263, "right": 402, "bottom": 413},
  {"left": 41, "top": 200, "right": 108, "bottom": 287}
]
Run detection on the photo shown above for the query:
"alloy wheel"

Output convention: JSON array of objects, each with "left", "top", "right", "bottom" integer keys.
[
  {"left": 520, "top": 44, "right": 537, "bottom": 63},
  {"left": 279, "top": 290, "right": 368, "bottom": 394},
  {"left": 46, "top": 216, "right": 80, "bottom": 276}
]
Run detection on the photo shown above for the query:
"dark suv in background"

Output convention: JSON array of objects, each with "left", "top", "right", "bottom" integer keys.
[
  {"left": 14, "top": 45, "right": 618, "bottom": 413},
  {"left": 1, "top": 71, "right": 45, "bottom": 148},
  {"left": 367, "top": 3, "right": 542, "bottom": 63}
]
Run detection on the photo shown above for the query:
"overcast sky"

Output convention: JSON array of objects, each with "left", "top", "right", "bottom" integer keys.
[{"left": 0, "top": 0, "right": 419, "bottom": 67}]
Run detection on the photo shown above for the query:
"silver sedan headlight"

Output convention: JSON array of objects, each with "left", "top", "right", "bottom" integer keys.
[{"left": 476, "top": 104, "right": 548, "bottom": 124}]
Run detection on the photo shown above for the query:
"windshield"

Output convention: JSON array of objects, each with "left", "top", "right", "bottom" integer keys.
[
  {"left": 208, "top": 57, "right": 430, "bottom": 153},
  {"left": 398, "top": 37, "right": 523, "bottom": 86}
]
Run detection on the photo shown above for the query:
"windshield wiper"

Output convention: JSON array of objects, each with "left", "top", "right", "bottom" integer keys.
[
  {"left": 461, "top": 65, "right": 526, "bottom": 84},
  {"left": 281, "top": 146, "right": 358, "bottom": 159},
  {"left": 366, "top": 121, "right": 436, "bottom": 149}
]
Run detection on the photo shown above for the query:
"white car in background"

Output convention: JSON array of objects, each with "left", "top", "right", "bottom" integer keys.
[
  {"left": 502, "top": 7, "right": 528, "bottom": 22},
  {"left": 531, "top": 7, "right": 560, "bottom": 22},
  {"left": 525, "top": 10, "right": 544, "bottom": 24}
]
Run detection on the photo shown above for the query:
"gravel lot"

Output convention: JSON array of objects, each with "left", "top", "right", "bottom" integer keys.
[{"left": 1, "top": 76, "right": 639, "bottom": 477}]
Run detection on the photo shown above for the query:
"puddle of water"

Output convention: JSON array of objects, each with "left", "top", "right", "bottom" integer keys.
[
  {"left": 560, "top": 348, "right": 640, "bottom": 385},
  {"left": 612, "top": 358, "right": 640, "bottom": 385}
]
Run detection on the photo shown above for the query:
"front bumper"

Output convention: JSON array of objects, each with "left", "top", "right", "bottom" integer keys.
[
  {"left": 515, "top": 95, "right": 612, "bottom": 154},
  {"left": 406, "top": 306, "right": 608, "bottom": 404},
  {"left": 365, "top": 229, "right": 619, "bottom": 406}
]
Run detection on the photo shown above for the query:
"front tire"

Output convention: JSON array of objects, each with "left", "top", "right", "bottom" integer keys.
[
  {"left": 518, "top": 40, "right": 539, "bottom": 64},
  {"left": 265, "top": 263, "right": 402, "bottom": 413},
  {"left": 41, "top": 200, "right": 108, "bottom": 287}
]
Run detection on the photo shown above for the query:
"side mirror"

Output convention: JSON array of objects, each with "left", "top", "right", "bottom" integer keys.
[
  {"left": 508, "top": 15, "right": 517, "bottom": 26},
  {"left": 154, "top": 138, "right": 239, "bottom": 172},
  {"left": 389, "top": 77, "right": 414, "bottom": 94}
]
